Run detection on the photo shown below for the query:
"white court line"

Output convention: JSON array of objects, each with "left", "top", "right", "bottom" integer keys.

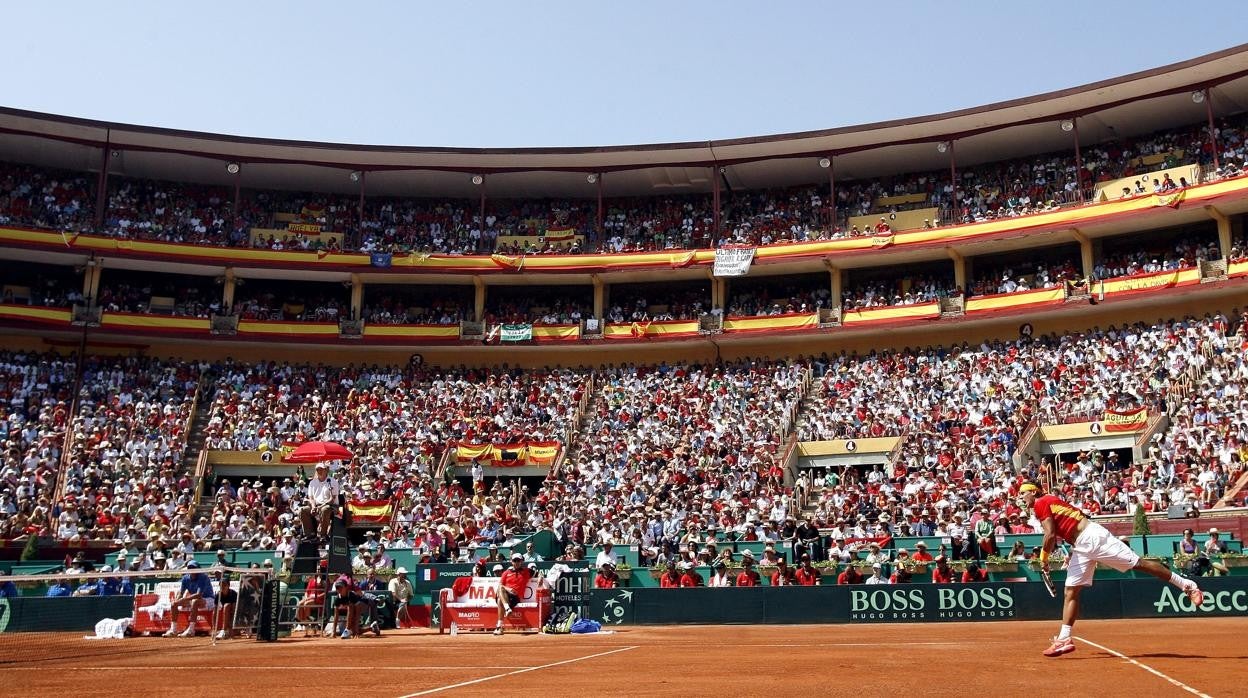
[
  {"left": 0, "top": 666, "right": 528, "bottom": 671},
  {"left": 546, "top": 641, "right": 964, "bottom": 647},
  {"left": 396, "top": 646, "right": 638, "bottom": 697},
  {"left": 1074, "top": 636, "right": 1213, "bottom": 698}
]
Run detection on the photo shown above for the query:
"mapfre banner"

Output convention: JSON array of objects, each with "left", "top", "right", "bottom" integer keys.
[
  {"left": 454, "top": 440, "right": 561, "bottom": 466},
  {"left": 713, "top": 246, "right": 755, "bottom": 277}
]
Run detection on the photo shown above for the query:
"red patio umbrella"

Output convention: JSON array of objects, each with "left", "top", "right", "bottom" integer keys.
[{"left": 284, "top": 441, "right": 354, "bottom": 463}]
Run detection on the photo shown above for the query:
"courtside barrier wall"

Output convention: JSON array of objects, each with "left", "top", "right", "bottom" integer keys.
[
  {"left": 586, "top": 577, "right": 1248, "bottom": 626},
  {"left": 5, "top": 574, "right": 1244, "bottom": 632}
]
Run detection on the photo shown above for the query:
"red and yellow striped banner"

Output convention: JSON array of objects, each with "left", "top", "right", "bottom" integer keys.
[
  {"left": 723, "top": 313, "right": 819, "bottom": 333},
  {"left": 347, "top": 499, "right": 393, "bottom": 525},
  {"left": 1098, "top": 267, "right": 1199, "bottom": 297},
  {"left": 532, "top": 324, "right": 581, "bottom": 342},
  {"left": 0, "top": 305, "right": 72, "bottom": 324},
  {"left": 965, "top": 287, "right": 1066, "bottom": 315},
  {"left": 101, "top": 313, "right": 210, "bottom": 331},
  {"left": 841, "top": 301, "right": 939, "bottom": 325},
  {"left": 603, "top": 319, "right": 699, "bottom": 340},
  {"left": 1103, "top": 407, "right": 1148, "bottom": 432},
  {"left": 362, "top": 325, "right": 461, "bottom": 340}
]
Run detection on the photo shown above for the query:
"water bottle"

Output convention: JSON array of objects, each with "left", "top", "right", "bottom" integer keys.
[{"left": 449, "top": 621, "right": 458, "bottom": 636}]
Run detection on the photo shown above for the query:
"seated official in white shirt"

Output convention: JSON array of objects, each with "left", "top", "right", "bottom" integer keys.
[{"left": 301, "top": 464, "right": 340, "bottom": 540}]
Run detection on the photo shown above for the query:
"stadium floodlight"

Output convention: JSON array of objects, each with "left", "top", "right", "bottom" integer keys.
[
  {"left": 1191, "top": 90, "right": 1206, "bottom": 104},
  {"left": 110, "top": 149, "right": 120, "bottom": 158},
  {"left": 937, "top": 142, "right": 949, "bottom": 154},
  {"left": 226, "top": 162, "right": 241, "bottom": 175},
  {"left": 472, "top": 174, "right": 484, "bottom": 185},
  {"left": 818, "top": 157, "right": 831, "bottom": 169},
  {"left": 587, "top": 173, "right": 598, "bottom": 184},
  {"left": 1060, "top": 119, "right": 1075, "bottom": 132},
  {"left": 349, "top": 171, "right": 361, "bottom": 182}
]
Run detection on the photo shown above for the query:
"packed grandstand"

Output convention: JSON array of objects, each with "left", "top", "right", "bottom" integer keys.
[{"left": 1, "top": 47, "right": 1247, "bottom": 584}]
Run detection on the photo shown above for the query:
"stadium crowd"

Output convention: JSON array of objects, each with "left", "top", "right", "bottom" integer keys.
[
  {"left": 53, "top": 357, "right": 201, "bottom": 543},
  {"left": 796, "top": 313, "right": 1242, "bottom": 540},
  {"left": 196, "top": 361, "right": 586, "bottom": 551},
  {"left": 0, "top": 352, "right": 75, "bottom": 539},
  {"left": 2, "top": 114, "right": 1246, "bottom": 256},
  {"left": 0, "top": 306, "right": 1240, "bottom": 569},
  {"left": 539, "top": 359, "right": 810, "bottom": 561}
]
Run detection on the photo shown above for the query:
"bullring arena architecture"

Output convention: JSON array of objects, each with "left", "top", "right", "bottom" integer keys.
[{"left": 1, "top": 45, "right": 1248, "bottom": 696}]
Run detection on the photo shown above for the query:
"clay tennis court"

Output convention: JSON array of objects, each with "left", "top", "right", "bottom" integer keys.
[{"left": 3, "top": 618, "right": 1242, "bottom": 697}]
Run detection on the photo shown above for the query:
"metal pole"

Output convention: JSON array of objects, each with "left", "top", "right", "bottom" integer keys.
[
  {"left": 596, "top": 174, "right": 604, "bottom": 239},
  {"left": 1073, "top": 120, "right": 1084, "bottom": 203},
  {"left": 949, "top": 141, "right": 957, "bottom": 224},
  {"left": 94, "top": 141, "right": 110, "bottom": 230},
  {"left": 1204, "top": 89, "right": 1220, "bottom": 170},
  {"left": 828, "top": 156, "right": 836, "bottom": 233},
  {"left": 712, "top": 166, "right": 721, "bottom": 241},
  {"left": 479, "top": 176, "right": 487, "bottom": 252},
  {"left": 357, "top": 171, "right": 366, "bottom": 249}
]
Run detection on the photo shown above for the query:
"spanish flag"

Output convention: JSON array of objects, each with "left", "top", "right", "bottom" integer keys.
[
  {"left": 1154, "top": 190, "right": 1185, "bottom": 209},
  {"left": 491, "top": 443, "right": 528, "bottom": 466},
  {"left": 630, "top": 320, "right": 651, "bottom": 338},
  {"left": 347, "top": 499, "right": 393, "bottom": 524},
  {"left": 455, "top": 442, "right": 493, "bottom": 463}
]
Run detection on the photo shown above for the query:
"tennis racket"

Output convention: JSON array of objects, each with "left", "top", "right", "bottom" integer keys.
[{"left": 1041, "top": 567, "right": 1057, "bottom": 597}]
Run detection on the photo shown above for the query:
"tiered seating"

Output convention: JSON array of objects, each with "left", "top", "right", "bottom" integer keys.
[
  {"left": 551, "top": 360, "right": 808, "bottom": 549},
  {"left": 0, "top": 163, "right": 93, "bottom": 232},
  {"left": 56, "top": 357, "right": 200, "bottom": 540},
  {"left": 200, "top": 362, "right": 588, "bottom": 546},
  {"left": 0, "top": 352, "right": 75, "bottom": 539},
  {"left": 1142, "top": 317, "right": 1245, "bottom": 509},
  {"left": 102, "top": 177, "right": 256, "bottom": 246},
  {"left": 799, "top": 314, "right": 1234, "bottom": 529},
  {"left": 2, "top": 113, "right": 1247, "bottom": 255}
]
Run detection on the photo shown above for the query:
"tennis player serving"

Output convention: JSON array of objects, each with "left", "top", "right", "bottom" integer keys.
[{"left": 1019, "top": 481, "right": 1203, "bottom": 657}]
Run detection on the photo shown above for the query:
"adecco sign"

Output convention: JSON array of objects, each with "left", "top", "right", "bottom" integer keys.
[{"left": 1131, "top": 578, "right": 1248, "bottom": 617}]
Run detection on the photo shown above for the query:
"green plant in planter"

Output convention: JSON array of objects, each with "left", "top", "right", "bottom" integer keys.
[
  {"left": 984, "top": 555, "right": 1020, "bottom": 570},
  {"left": 1132, "top": 504, "right": 1151, "bottom": 536},
  {"left": 19, "top": 534, "right": 38, "bottom": 562},
  {"left": 1172, "top": 553, "right": 1198, "bottom": 569}
]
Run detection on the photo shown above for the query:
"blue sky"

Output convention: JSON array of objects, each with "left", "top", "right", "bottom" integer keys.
[{"left": 3, "top": 1, "right": 1246, "bottom": 148}]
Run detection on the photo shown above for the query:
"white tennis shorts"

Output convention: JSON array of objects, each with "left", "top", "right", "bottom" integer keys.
[{"left": 1065, "top": 522, "right": 1140, "bottom": 587}]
